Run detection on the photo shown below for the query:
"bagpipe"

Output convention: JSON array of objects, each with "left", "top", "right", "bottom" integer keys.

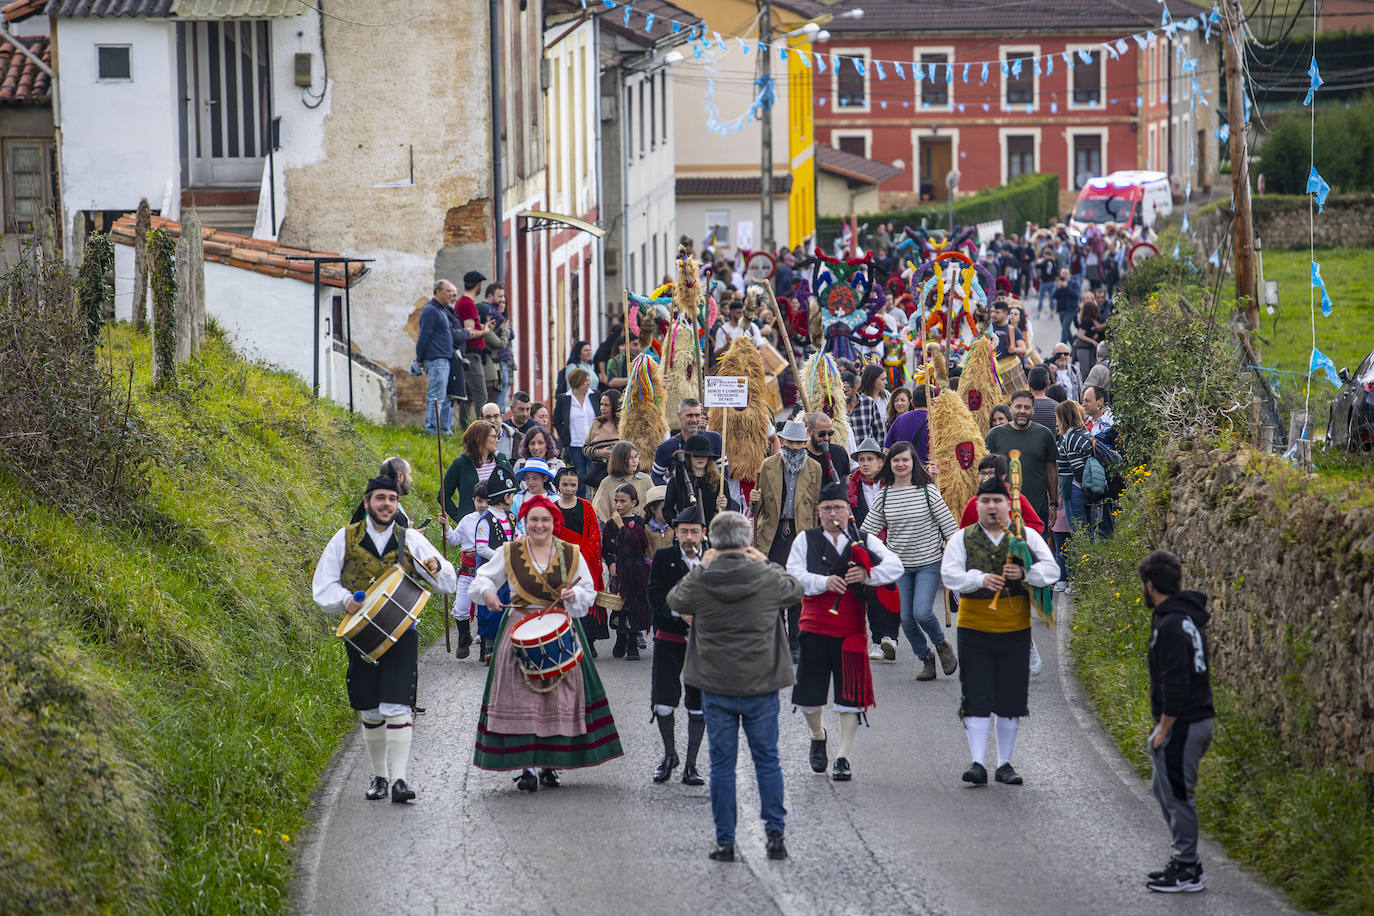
[
  {"left": 819, "top": 449, "right": 898, "bottom": 616},
  {"left": 988, "top": 449, "right": 1054, "bottom": 626}
]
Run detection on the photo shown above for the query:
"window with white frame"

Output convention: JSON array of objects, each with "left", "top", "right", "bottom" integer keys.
[
  {"left": 1006, "top": 135, "right": 1035, "bottom": 180},
  {"left": 96, "top": 44, "right": 131, "bottom": 81},
  {"left": 4, "top": 140, "right": 54, "bottom": 233},
  {"left": 917, "top": 51, "right": 950, "bottom": 107},
  {"left": 1070, "top": 47, "right": 1102, "bottom": 107},
  {"left": 1002, "top": 48, "right": 1035, "bottom": 107},
  {"left": 835, "top": 51, "right": 868, "bottom": 109},
  {"left": 834, "top": 132, "right": 869, "bottom": 159},
  {"left": 1071, "top": 133, "right": 1104, "bottom": 189}
]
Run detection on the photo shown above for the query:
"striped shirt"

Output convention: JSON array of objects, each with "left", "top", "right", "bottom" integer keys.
[
  {"left": 1057, "top": 428, "right": 1095, "bottom": 477},
  {"left": 859, "top": 483, "right": 959, "bottom": 568}
]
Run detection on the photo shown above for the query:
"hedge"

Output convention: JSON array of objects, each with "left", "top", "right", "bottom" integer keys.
[
  {"left": 818, "top": 172, "right": 1059, "bottom": 248},
  {"left": 1257, "top": 94, "right": 1374, "bottom": 195}
]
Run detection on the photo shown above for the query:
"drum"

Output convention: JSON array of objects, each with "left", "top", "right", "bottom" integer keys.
[
  {"left": 996, "top": 355, "right": 1028, "bottom": 396},
  {"left": 758, "top": 340, "right": 788, "bottom": 375},
  {"left": 510, "top": 609, "right": 583, "bottom": 681},
  {"left": 762, "top": 373, "right": 783, "bottom": 413},
  {"left": 336, "top": 566, "right": 431, "bottom": 664}
]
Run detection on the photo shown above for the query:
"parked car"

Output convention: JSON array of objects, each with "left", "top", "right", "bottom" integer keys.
[{"left": 1326, "top": 347, "right": 1374, "bottom": 451}]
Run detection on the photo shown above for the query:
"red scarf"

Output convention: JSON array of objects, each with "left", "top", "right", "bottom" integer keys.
[{"left": 847, "top": 468, "right": 874, "bottom": 509}]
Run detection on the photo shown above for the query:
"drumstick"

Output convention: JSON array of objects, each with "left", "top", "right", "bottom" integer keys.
[{"left": 434, "top": 398, "right": 451, "bottom": 655}]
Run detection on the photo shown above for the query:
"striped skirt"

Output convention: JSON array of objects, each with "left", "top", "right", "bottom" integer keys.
[{"left": 472, "top": 613, "right": 623, "bottom": 771}]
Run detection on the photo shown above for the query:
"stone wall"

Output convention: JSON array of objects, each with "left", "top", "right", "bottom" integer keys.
[
  {"left": 1156, "top": 442, "right": 1374, "bottom": 773},
  {"left": 1190, "top": 193, "right": 1374, "bottom": 253}
]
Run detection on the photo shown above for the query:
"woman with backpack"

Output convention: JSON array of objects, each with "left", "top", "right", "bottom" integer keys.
[{"left": 1054, "top": 400, "right": 1098, "bottom": 584}]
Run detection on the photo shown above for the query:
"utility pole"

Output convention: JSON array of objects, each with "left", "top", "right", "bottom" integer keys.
[
  {"left": 1221, "top": 0, "right": 1258, "bottom": 334},
  {"left": 759, "top": 0, "right": 774, "bottom": 254}
]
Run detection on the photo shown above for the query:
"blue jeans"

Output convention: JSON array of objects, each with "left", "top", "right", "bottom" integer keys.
[
  {"left": 1058, "top": 474, "right": 1089, "bottom": 580},
  {"left": 424, "top": 358, "right": 452, "bottom": 434},
  {"left": 701, "top": 690, "right": 786, "bottom": 847},
  {"left": 1037, "top": 282, "right": 1053, "bottom": 314},
  {"left": 1059, "top": 310, "right": 1076, "bottom": 345},
  {"left": 496, "top": 361, "right": 510, "bottom": 411},
  {"left": 895, "top": 562, "right": 945, "bottom": 660}
]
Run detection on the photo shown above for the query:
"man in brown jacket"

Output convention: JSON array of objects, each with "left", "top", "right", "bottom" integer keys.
[
  {"left": 750, "top": 419, "right": 819, "bottom": 661},
  {"left": 670, "top": 511, "right": 803, "bottom": 864}
]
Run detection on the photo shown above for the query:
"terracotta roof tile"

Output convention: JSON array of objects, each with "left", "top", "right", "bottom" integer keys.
[
  {"left": 677, "top": 174, "right": 794, "bottom": 198},
  {"left": 0, "top": 36, "right": 50, "bottom": 104},
  {"left": 111, "top": 213, "right": 368, "bottom": 288},
  {"left": 816, "top": 145, "right": 903, "bottom": 185},
  {"left": 2, "top": 0, "right": 47, "bottom": 23}
]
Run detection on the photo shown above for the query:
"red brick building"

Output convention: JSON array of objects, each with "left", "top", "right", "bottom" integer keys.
[{"left": 805, "top": 0, "right": 1218, "bottom": 213}]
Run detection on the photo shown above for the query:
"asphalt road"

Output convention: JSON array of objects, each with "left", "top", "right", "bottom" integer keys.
[{"left": 293, "top": 597, "right": 1293, "bottom": 916}]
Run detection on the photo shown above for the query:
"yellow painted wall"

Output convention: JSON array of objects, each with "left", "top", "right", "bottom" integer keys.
[{"left": 787, "top": 38, "right": 815, "bottom": 250}]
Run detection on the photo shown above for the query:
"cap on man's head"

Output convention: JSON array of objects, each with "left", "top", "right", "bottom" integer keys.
[
  {"left": 818, "top": 482, "right": 849, "bottom": 504},
  {"left": 778, "top": 419, "right": 809, "bottom": 442},
  {"left": 463, "top": 270, "right": 488, "bottom": 289},
  {"left": 977, "top": 477, "right": 1010, "bottom": 498},
  {"left": 366, "top": 475, "right": 399, "bottom": 496},
  {"left": 850, "top": 436, "right": 884, "bottom": 458},
  {"left": 672, "top": 503, "right": 705, "bottom": 527}
]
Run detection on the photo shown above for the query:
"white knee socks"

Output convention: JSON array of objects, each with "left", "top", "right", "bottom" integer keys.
[
  {"left": 385, "top": 715, "right": 413, "bottom": 783},
  {"left": 995, "top": 716, "right": 1020, "bottom": 767},
  {"left": 362, "top": 720, "right": 388, "bottom": 779},
  {"left": 801, "top": 707, "right": 825, "bottom": 740},
  {"left": 965, "top": 716, "right": 991, "bottom": 767},
  {"left": 836, "top": 712, "right": 860, "bottom": 760}
]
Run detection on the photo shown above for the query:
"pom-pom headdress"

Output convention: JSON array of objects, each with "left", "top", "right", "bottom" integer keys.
[
  {"left": 674, "top": 246, "right": 703, "bottom": 324},
  {"left": 809, "top": 249, "right": 882, "bottom": 362},
  {"left": 618, "top": 352, "right": 668, "bottom": 463}
]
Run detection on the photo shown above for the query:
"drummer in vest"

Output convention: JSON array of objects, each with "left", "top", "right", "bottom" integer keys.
[
  {"left": 470, "top": 494, "right": 624, "bottom": 791},
  {"left": 312, "top": 475, "right": 456, "bottom": 803},
  {"left": 646, "top": 502, "right": 708, "bottom": 786},
  {"left": 786, "top": 483, "right": 902, "bottom": 781},
  {"left": 940, "top": 477, "right": 1058, "bottom": 787}
]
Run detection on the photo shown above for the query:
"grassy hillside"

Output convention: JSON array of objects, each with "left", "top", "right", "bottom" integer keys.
[{"left": 0, "top": 324, "right": 447, "bottom": 913}]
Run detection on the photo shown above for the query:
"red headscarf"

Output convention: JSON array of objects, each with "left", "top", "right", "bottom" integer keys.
[{"left": 517, "top": 494, "right": 566, "bottom": 540}]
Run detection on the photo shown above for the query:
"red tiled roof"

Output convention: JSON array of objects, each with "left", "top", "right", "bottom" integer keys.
[
  {"left": 816, "top": 145, "right": 903, "bottom": 185},
  {"left": 0, "top": 35, "right": 49, "bottom": 103},
  {"left": 677, "top": 174, "right": 794, "bottom": 198},
  {"left": 1, "top": 0, "right": 47, "bottom": 23},
  {"left": 111, "top": 213, "right": 369, "bottom": 288}
]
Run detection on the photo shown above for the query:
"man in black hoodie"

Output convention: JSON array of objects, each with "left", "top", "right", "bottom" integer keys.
[{"left": 1139, "top": 549, "right": 1215, "bottom": 894}]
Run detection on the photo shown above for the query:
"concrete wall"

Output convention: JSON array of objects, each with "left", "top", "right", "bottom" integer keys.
[
  {"left": 56, "top": 18, "right": 181, "bottom": 249},
  {"left": 817, "top": 173, "right": 880, "bottom": 220},
  {"left": 676, "top": 196, "right": 791, "bottom": 259},
  {"left": 274, "top": 0, "right": 493, "bottom": 424}
]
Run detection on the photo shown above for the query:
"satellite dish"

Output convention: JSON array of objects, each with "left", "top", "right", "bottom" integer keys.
[{"left": 946, "top": 169, "right": 961, "bottom": 191}]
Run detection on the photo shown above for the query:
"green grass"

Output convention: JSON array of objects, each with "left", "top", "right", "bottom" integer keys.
[
  {"left": 1259, "top": 247, "right": 1374, "bottom": 376},
  {"left": 1070, "top": 462, "right": 1374, "bottom": 915},
  {"left": 0, "top": 325, "right": 451, "bottom": 913}
]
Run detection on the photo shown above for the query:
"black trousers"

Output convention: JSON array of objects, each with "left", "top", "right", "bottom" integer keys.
[
  {"left": 345, "top": 626, "right": 419, "bottom": 710},
  {"left": 768, "top": 522, "right": 800, "bottom": 649},
  {"left": 957, "top": 626, "right": 1030, "bottom": 718},
  {"left": 790, "top": 632, "right": 860, "bottom": 709},
  {"left": 651, "top": 638, "right": 701, "bottom": 712}
]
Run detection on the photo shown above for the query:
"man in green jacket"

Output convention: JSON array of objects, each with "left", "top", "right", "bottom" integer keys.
[{"left": 668, "top": 511, "right": 803, "bottom": 864}]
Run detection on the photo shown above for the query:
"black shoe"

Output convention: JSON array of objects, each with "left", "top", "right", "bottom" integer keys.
[
  {"left": 456, "top": 621, "right": 472, "bottom": 658},
  {"left": 1147, "top": 858, "right": 1178, "bottom": 881},
  {"left": 612, "top": 631, "right": 627, "bottom": 658},
  {"left": 1146, "top": 860, "right": 1206, "bottom": 893},
  {"left": 653, "top": 752, "right": 680, "bottom": 783},
  {"left": 636, "top": 632, "right": 648, "bottom": 649},
  {"left": 708, "top": 844, "right": 736, "bottom": 862},
  {"left": 809, "top": 731, "right": 829, "bottom": 774},
  {"left": 625, "top": 641, "right": 640, "bottom": 660},
  {"left": 790, "top": 647, "right": 801, "bottom": 665},
  {"left": 538, "top": 768, "right": 561, "bottom": 788},
  {"left": 389, "top": 778, "right": 415, "bottom": 803},
  {"left": 962, "top": 762, "right": 988, "bottom": 785},
  {"left": 832, "top": 757, "right": 852, "bottom": 781},
  {"left": 514, "top": 771, "right": 538, "bottom": 792},
  {"left": 413, "top": 706, "right": 426, "bottom": 715},
  {"left": 365, "top": 776, "right": 388, "bottom": 800},
  {"left": 455, "top": 641, "right": 471, "bottom": 659},
  {"left": 766, "top": 831, "right": 788, "bottom": 860},
  {"left": 681, "top": 764, "right": 704, "bottom": 786},
  {"left": 994, "top": 763, "right": 1023, "bottom": 785}
]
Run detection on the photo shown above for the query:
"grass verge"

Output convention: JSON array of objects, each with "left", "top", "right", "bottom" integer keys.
[
  {"left": 1068, "top": 463, "right": 1374, "bottom": 915},
  {"left": 0, "top": 325, "right": 449, "bottom": 913}
]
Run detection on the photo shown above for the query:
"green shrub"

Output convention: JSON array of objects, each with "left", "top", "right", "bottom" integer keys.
[
  {"left": 818, "top": 172, "right": 1059, "bottom": 244},
  {"left": 1258, "top": 94, "right": 1374, "bottom": 195}
]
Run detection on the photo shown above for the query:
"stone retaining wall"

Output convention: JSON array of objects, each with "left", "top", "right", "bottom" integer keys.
[{"left": 1190, "top": 193, "right": 1374, "bottom": 253}]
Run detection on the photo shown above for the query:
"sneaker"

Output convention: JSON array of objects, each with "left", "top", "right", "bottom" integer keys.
[
  {"left": 869, "top": 643, "right": 886, "bottom": 660},
  {"left": 1029, "top": 640, "right": 1043, "bottom": 677},
  {"left": 1053, "top": 580, "right": 1067, "bottom": 593},
  {"left": 880, "top": 636, "right": 898, "bottom": 660},
  {"left": 1147, "top": 858, "right": 1178, "bottom": 881},
  {"left": 766, "top": 831, "right": 788, "bottom": 860},
  {"left": 636, "top": 632, "right": 648, "bottom": 649},
  {"left": 1146, "top": 860, "right": 1206, "bottom": 893},
  {"left": 709, "top": 844, "right": 736, "bottom": 862},
  {"left": 935, "top": 640, "right": 958, "bottom": 675}
]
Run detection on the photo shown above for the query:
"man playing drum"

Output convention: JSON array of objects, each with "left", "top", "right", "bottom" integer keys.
[
  {"left": 470, "top": 494, "right": 624, "bottom": 791},
  {"left": 313, "top": 475, "right": 456, "bottom": 803}
]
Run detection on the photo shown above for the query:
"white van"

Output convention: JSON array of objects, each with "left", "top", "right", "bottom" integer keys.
[{"left": 1070, "top": 171, "right": 1173, "bottom": 237}]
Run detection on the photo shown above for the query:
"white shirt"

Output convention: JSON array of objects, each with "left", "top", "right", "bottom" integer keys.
[
  {"left": 567, "top": 391, "right": 596, "bottom": 447},
  {"left": 312, "top": 521, "right": 457, "bottom": 615},
  {"left": 786, "top": 526, "right": 903, "bottom": 596},
  {"left": 469, "top": 542, "right": 596, "bottom": 618},
  {"left": 670, "top": 546, "right": 704, "bottom": 617},
  {"left": 714, "top": 319, "right": 763, "bottom": 352},
  {"left": 445, "top": 509, "right": 481, "bottom": 549},
  {"left": 939, "top": 524, "right": 1059, "bottom": 595}
]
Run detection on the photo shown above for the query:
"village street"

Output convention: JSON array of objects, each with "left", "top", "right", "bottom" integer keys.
[{"left": 294, "top": 599, "right": 1291, "bottom": 916}]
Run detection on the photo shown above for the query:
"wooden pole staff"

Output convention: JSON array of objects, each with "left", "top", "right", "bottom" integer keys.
[
  {"left": 719, "top": 409, "right": 729, "bottom": 501},
  {"left": 759, "top": 279, "right": 809, "bottom": 413},
  {"left": 434, "top": 398, "right": 451, "bottom": 654}
]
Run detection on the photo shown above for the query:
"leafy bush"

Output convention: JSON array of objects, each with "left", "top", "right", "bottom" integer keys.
[
  {"left": 1258, "top": 94, "right": 1374, "bottom": 195},
  {"left": 818, "top": 172, "right": 1059, "bottom": 243}
]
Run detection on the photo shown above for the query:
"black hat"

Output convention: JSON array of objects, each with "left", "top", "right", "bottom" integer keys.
[
  {"left": 977, "top": 477, "right": 1010, "bottom": 498},
  {"left": 366, "top": 475, "right": 399, "bottom": 496},
  {"left": 486, "top": 466, "right": 519, "bottom": 498},
  {"left": 818, "top": 482, "right": 849, "bottom": 504},
  {"left": 672, "top": 503, "right": 705, "bottom": 527},
  {"left": 463, "top": 269, "right": 488, "bottom": 289},
  {"left": 683, "top": 433, "right": 718, "bottom": 459}
]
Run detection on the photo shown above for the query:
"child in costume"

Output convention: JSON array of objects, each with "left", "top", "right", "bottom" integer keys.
[
  {"left": 444, "top": 482, "right": 488, "bottom": 659},
  {"left": 602, "top": 483, "right": 652, "bottom": 660},
  {"left": 474, "top": 467, "right": 520, "bottom": 665},
  {"left": 511, "top": 457, "right": 557, "bottom": 525}
]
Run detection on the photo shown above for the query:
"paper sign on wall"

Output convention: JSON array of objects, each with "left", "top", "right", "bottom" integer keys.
[
  {"left": 704, "top": 375, "right": 749, "bottom": 408},
  {"left": 735, "top": 220, "right": 755, "bottom": 250}
]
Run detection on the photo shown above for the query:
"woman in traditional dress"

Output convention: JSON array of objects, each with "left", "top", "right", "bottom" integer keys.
[
  {"left": 470, "top": 495, "right": 624, "bottom": 790},
  {"left": 552, "top": 466, "right": 609, "bottom": 656}
]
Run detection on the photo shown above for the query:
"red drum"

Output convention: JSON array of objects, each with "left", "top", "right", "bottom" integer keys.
[{"left": 510, "top": 609, "right": 583, "bottom": 681}]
